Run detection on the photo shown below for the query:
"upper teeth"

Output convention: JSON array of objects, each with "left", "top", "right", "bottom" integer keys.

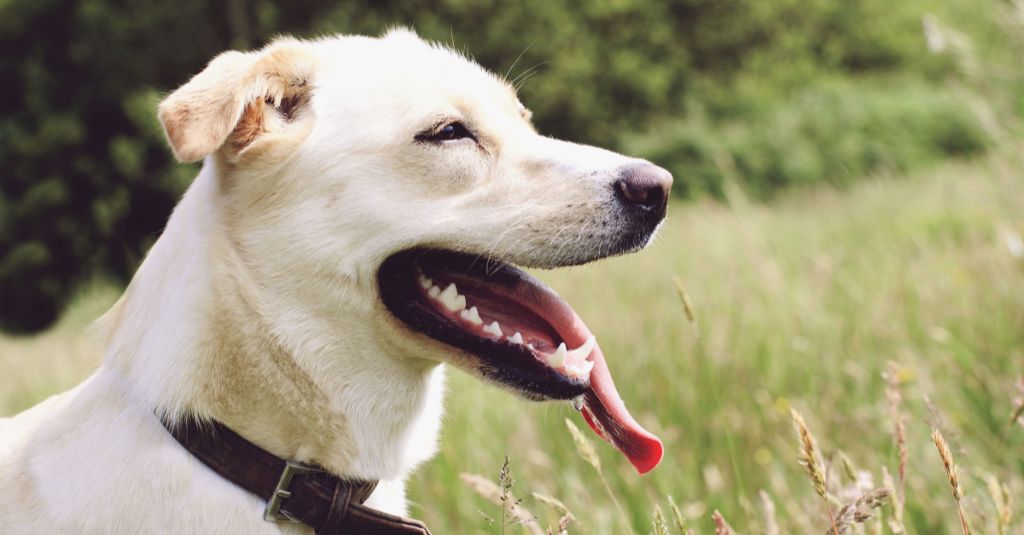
[
  {"left": 566, "top": 336, "right": 596, "bottom": 362},
  {"left": 438, "top": 283, "right": 466, "bottom": 312},
  {"left": 548, "top": 343, "right": 567, "bottom": 368}
]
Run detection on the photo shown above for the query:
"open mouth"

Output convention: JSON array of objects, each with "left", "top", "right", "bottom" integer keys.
[{"left": 378, "top": 248, "right": 663, "bottom": 474}]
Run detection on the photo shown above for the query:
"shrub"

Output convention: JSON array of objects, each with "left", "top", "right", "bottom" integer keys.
[{"left": 629, "top": 79, "right": 992, "bottom": 200}]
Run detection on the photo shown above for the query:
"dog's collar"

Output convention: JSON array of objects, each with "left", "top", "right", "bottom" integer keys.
[{"left": 161, "top": 416, "right": 431, "bottom": 534}]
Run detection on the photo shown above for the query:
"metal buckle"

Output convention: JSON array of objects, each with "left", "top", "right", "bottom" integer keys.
[{"left": 263, "top": 460, "right": 318, "bottom": 522}]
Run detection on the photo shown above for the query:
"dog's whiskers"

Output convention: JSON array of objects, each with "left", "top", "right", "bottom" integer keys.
[
  {"left": 504, "top": 39, "right": 538, "bottom": 82},
  {"left": 478, "top": 213, "right": 537, "bottom": 273},
  {"left": 510, "top": 62, "right": 547, "bottom": 90}
]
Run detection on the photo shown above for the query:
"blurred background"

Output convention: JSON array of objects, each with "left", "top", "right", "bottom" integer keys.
[{"left": 2, "top": 1, "right": 1022, "bottom": 534}]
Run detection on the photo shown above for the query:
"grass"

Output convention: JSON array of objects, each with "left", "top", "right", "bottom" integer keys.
[{"left": 3, "top": 149, "right": 1023, "bottom": 534}]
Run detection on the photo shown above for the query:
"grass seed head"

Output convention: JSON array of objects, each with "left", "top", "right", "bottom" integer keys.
[
  {"left": 668, "top": 495, "right": 689, "bottom": 533},
  {"left": 931, "top": 429, "right": 964, "bottom": 500},
  {"left": 882, "top": 466, "right": 906, "bottom": 533},
  {"left": 532, "top": 492, "right": 573, "bottom": 518},
  {"left": 791, "top": 409, "right": 829, "bottom": 499},
  {"left": 564, "top": 418, "right": 601, "bottom": 473},
  {"left": 554, "top": 513, "right": 572, "bottom": 535},
  {"left": 460, "top": 465, "right": 544, "bottom": 535},
  {"left": 672, "top": 276, "right": 698, "bottom": 326},
  {"left": 499, "top": 455, "right": 513, "bottom": 498},
  {"left": 986, "top": 474, "right": 1012, "bottom": 535},
  {"left": 830, "top": 488, "right": 891, "bottom": 535},
  {"left": 883, "top": 362, "right": 908, "bottom": 502},
  {"left": 1010, "top": 376, "right": 1024, "bottom": 426},
  {"left": 461, "top": 472, "right": 504, "bottom": 504},
  {"left": 1011, "top": 400, "right": 1024, "bottom": 426},
  {"left": 653, "top": 505, "right": 670, "bottom": 535},
  {"left": 712, "top": 509, "right": 735, "bottom": 535},
  {"left": 759, "top": 490, "right": 780, "bottom": 535},
  {"left": 838, "top": 451, "right": 858, "bottom": 482},
  {"left": 931, "top": 429, "right": 972, "bottom": 535}
]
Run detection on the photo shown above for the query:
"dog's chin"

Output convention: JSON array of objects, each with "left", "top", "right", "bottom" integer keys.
[{"left": 377, "top": 248, "right": 594, "bottom": 401}]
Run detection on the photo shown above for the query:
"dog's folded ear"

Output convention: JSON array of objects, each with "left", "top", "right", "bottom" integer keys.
[{"left": 158, "top": 38, "right": 316, "bottom": 163}]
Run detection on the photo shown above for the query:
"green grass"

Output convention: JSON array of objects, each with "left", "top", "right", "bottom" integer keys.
[{"left": 3, "top": 151, "right": 1023, "bottom": 534}]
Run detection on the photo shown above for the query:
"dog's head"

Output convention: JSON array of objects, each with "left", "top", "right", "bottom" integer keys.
[{"left": 158, "top": 29, "right": 668, "bottom": 474}]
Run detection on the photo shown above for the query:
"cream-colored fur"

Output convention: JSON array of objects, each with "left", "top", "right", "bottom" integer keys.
[{"left": 0, "top": 29, "right": 660, "bottom": 533}]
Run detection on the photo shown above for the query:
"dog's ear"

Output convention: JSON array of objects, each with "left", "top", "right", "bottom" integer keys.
[{"left": 158, "top": 38, "right": 315, "bottom": 163}]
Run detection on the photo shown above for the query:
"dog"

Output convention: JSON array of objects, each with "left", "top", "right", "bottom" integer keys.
[{"left": 0, "top": 28, "right": 669, "bottom": 533}]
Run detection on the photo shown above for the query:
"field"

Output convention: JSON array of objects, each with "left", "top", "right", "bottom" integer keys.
[{"left": 3, "top": 151, "right": 1023, "bottom": 534}]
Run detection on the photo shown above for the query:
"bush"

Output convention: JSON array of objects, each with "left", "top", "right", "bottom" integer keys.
[
  {"left": 0, "top": 0, "right": 328, "bottom": 333},
  {"left": 630, "top": 79, "right": 992, "bottom": 200}
]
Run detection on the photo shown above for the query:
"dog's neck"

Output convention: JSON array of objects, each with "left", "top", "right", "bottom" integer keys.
[{"left": 98, "top": 162, "right": 444, "bottom": 481}]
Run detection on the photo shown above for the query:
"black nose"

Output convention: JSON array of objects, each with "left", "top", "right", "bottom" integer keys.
[{"left": 614, "top": 163, "right": 673, "bottom": 221}]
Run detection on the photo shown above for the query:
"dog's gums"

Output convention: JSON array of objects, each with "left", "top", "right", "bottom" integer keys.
[{"left": 378, "top": 248, "right": 664, "bottom": 474}]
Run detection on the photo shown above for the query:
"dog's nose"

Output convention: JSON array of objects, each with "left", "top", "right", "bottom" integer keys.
[{"left": 614, "top": 163, "right": 673, "bottom": 221}]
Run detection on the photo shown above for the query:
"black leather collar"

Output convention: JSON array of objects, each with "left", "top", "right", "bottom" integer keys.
[{"left": 161, "top": 417, "right": 431, "bottom": 534}]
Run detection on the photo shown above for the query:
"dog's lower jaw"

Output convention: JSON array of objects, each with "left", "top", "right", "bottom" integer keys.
[{"left": 97, "top": 162, "right": 444, "bottom": 513}]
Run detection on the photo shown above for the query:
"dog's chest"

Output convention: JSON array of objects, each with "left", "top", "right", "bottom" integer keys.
[{"left": 397, "top": 364, "right": 446, "bottom": 471}]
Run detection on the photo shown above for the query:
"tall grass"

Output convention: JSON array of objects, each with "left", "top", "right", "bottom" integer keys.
[
  {"left": 3, "top": 151, "right": 1023, "bottom": 533},
  {"left": 931, "top": 429, "right": 970, "bottom": 535}
]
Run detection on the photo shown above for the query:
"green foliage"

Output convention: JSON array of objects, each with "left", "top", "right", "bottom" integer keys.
[
  {"left": 0, "top": 0, "right": 324, "bottom": 332},
  {"left": 631, "top": 79, "right": 992, "bottom": 199},
  {"left": 0, "top": 0, "right": 1012, "bottom": 332}
]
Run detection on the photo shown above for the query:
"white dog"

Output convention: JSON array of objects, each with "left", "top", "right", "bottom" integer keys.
[{"left": 0, "top": 29, "right": 669, "bottom": 533}]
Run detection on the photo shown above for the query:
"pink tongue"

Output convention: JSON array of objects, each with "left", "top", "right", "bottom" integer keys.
[
  {"left": 577, "top": 346, "right": 663, "bottom": 474},
  {"left": 507, "top": 272, "right": 662, "bottom": 473}
]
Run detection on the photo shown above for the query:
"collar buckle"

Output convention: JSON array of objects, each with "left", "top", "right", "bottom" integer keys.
[{"left": 263, "top": 460, "right": 319, "bottom": 522}]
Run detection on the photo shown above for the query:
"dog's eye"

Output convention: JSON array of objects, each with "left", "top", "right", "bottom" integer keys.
[
  {"left": 417, "top": 121, "right": 476, "bottom": 143},
  {"left": 436, "top": 122, "right": 472, "bottom": 140}
]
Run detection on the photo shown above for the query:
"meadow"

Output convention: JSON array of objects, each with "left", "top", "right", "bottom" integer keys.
[{"left": 2, "top": 150, "right": 1022, "bottom": 534}]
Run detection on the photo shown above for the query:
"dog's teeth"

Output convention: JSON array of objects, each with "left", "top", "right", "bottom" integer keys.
[
  {"left": 483, "top": 321, "right": 502, "bottom": 337},
  {"left": 446, "top": 294, "right": 467, "bottom": 313},
  {"left": 548, "top": 343, "right": 567, "bottom": 368},
  {"left": 428, "top": 285, "right": 441, "bottom": 298},
  {"left": 576, "top": 359, "right": 595, "bottom": 377},
  {"left": 565, "top": 336, "right": 597, "bottom": 362},
  {"left": 553, "top": 335, "right": 598, "bottom": 376},
  {"left": 459, "top": 306, "right": 483, "bottom": 325},
  {"left": 440, "top": 283, "right": 458, "bottom": 302},
  {"left": 438, "top": 283, "right": 466, "bottom": 312},
  {"left": 418, "top": 275, "right": 433, "bottom": 290},
  {"left": 508, "top": 331, "right": 524, "bottom": 344}
]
